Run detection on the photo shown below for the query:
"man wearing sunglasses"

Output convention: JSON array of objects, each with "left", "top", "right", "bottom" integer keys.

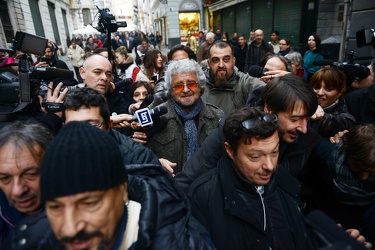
[
  {"left": 144, "top": 58, "right": 224, "bottom": 175},
  {"left": 187, "top": 107, "right": 318, "bottom": 249},
  {"left": 187, "top": 107, "right": 373, "bottom": 250}
]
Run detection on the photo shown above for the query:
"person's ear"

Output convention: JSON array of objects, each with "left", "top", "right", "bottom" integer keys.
[
  {"left": 264, "top": 104, "right": 272, "bottom": 113},
  {"left": 79, "top": 67, "right": 85, "bottom": 81},
  {"left": 224, "top": 142, "right": 235, "bottom": 161}
]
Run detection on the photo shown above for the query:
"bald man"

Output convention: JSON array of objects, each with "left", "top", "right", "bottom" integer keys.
[
  {"left": 244, "top": 29, "right": 274, "bottom": 73},
  {"left": 79, "top": 54, "right": 128, "bottom": 115}
]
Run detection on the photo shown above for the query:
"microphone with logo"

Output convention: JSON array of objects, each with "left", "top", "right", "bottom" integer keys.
[
  {"left": 128, "top": 105, "right": 168, "bottom": 139},
  {"left": 128, "top": 105, "right": 167, "bottom": 124}
]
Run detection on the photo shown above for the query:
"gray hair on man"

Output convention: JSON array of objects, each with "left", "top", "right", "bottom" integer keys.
[
  {"left": 164, "top": 58, "right": 206, "bottom": 95},
  {"left": 205, "top": 32, "right": 215, "bottom": 41},
  {"left": 285, "top": 51, "right": 304, "bottom": 67}
]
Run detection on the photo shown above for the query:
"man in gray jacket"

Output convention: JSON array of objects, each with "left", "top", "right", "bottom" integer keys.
[{"left": 202, "top": 40, "right": 265, "bottom": 114}]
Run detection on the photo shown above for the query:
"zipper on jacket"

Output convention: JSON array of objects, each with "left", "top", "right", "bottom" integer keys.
[{"left": 255, "top": 186, "right": 266, "bottom": 231}]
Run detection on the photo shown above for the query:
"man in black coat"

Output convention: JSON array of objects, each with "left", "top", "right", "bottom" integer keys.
[
  {"left": 243, "top": 29, "right": 274, "bottom": 73},
  {"left": 37, "top": 122, "right": 214, "bottom": 250},
  {"left": 234, "top": 34, "right": 248, "bottom": 72},
  {"left": 188, "top": 107, "right": 318, "bottom": 250}
]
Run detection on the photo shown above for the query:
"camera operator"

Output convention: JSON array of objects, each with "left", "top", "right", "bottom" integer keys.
[
  {"left": 351, "top": 57, "right": 375, "bottom": 90},
  {"left": 35, "top": 44, "right": 69, "bottom": 70}
]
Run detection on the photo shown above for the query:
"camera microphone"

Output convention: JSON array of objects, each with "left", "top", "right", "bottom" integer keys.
[
  {"left": 312, "top": 60, "right": 370, "bottom": 79},
  {"left": 312, "top": 60, "right": 335, "bottom": 66},
  {"left": 128, "top": 106, "right": 167, "bottom": 123},
  {"left": 248, "top": 65, "right": 265, "bottom": 78},
  {"left": 139, "top": 94, "right": 154, "bottom": 109},
  {"left": 32, "top": 67, "right": 75, "bottom": 80}
]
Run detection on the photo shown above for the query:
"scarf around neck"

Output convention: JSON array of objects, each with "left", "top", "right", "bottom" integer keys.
[{"left": 171, "top": 98, "right": 203, "bottom": 159}]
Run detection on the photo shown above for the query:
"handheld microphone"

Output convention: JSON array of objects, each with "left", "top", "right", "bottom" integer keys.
[
  {"left": 139, "top": 94, "right": 154, "bottom": 109},
  {"left": 129, "top": 106, "right": 168, "bottom": 123},
  {"left": 248, "top": 65, "right": 265, "bottom": 78}
]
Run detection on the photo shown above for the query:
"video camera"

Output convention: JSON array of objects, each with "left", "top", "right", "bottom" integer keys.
[
  {"left": 94, "top": 6, "right": 126, "bottom": 62},
  {"left": 0, "top": 31, "right": 77, "bottom": 117},
  {"left": 95, "top": 6, "right": 127, "bottom": 33}
]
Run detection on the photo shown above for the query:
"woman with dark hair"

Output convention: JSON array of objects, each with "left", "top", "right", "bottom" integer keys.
[
  {"left": 129, "top": 80, "right": 154, "bottom": 113},
  {"left": 221, "top": 32, "right": 230, "bottom": 42},
  {"left": 309, "top": 67, "right": 356, "bottom": 137},
  {"left": 304, "top": 34, "right": 324, "bottom": 80},
  {"left": 136, "top": 49, "right": 165, "bottom": 89}
]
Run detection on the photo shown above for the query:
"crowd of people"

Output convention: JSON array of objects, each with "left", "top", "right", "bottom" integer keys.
[{"left": 0, "top": 25, "right": 375, "bottom": 250}]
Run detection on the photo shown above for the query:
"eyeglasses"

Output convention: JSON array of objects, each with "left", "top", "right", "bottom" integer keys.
[
  {"left": 242, "top": 114, "right": 278, "bottom": 130},
  {"left": 89, "top": 121, "right": 105, "bottom": 128},
  {"left": 279, "top": 43, "right": 287, "bottom": 45},
  {"left": 172, "top": 82, "right": 199, "bottom": 92}
]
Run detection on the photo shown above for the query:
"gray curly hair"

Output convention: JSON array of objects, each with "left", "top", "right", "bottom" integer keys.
[{"left": 164, "top": 58, "right": 206, "bottom": 95}]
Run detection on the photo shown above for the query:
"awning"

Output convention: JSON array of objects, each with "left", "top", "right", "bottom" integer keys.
[{"left": 208, "top": 0, "right": 247, "bottom": 12}]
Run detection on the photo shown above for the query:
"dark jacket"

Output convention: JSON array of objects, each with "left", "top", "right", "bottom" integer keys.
[
  {"left": 175, "top": 115, "right": 322, "bottom": 193},
  {"left": 109, "top": 129, "right": 160, "bottom": 165},
  {"left": 345, "top": 84, "right": 375, "bottom": 125},
  {"left": 187, "top": 156, "right": 317, "bottom": 250},
  {"left": 0, "top": 191, "right": 28, "bottom": 249},
  {"left": 105, "top": 88, "right": 129, "bottom": 115},
  {"left": 234, "top": 43, "right": 248, "bottom": 72},
  {"left": 244, "top": 40, "right": 274, "bottom": 73},
  {"left": 310, "top": 98, "right": 356, "bottom": 138},
  {"left": 37, "top": 164, "right": 214, "bottom": 250},
  {"left": 50, "top": 58, "right": 69, "bottom": 70}
]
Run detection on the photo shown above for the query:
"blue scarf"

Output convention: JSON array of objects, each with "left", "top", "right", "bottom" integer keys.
[{"left": 171, "top": 98, "right": 203, "bottom": 159}]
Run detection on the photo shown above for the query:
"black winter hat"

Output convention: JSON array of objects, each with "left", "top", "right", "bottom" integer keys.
[{"left": 41, "top": 121, "right": 127, "bottom": 202}]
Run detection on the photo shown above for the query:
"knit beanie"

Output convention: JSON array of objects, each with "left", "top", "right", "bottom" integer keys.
[{"left": 41, "top": 121, "right": 127, "bottom": 202}]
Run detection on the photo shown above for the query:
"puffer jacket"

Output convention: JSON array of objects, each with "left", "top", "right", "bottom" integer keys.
[{"left": 202, "top": 68, "right": 265, "bottom": 114}]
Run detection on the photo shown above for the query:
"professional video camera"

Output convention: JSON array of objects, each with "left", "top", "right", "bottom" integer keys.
[
  {"left": 0, "top": 31, "right": 77, "bottom": 119},
  {"left": 95, "top": 6, "right": 127, "bottom": 33},
  {"left": 312, "top": 28, "right": 375, "bottom": 91},
  {"left": 94, "top": 6, "right": 127, "bottom": 61}
]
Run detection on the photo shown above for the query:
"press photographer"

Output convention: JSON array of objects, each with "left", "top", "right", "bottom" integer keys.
[{"left": 0, "top": 31, "right": 77, "bottom": 132}]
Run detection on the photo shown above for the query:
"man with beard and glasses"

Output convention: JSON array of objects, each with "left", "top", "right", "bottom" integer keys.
[
  {"left": 0, "top": 120, "right": 53, "bottom": 250},
  {"left": 38, "top": 122, "right": 214, "bottom": 250},
  {"left": 202, "top": 40, "right": 264, "bottom": 114},
  {"left": 137, "top": 59, "right": 224, "bottom": 175}
]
